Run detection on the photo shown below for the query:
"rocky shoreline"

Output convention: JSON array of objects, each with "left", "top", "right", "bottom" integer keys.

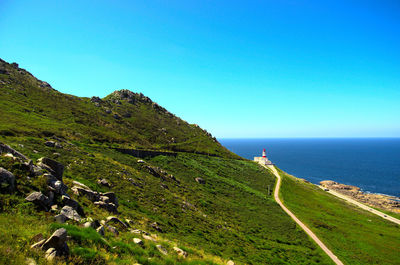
[{"left": 320, "top": 180, "right": 400, "bottom": 214}]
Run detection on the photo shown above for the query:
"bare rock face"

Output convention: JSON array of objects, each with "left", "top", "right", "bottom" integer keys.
[
  {"left": 37, "top": 157, "right": 64, "bottom": 180},
  {"left": 0, "top": 167, "right": 16, "bottom": 192}
]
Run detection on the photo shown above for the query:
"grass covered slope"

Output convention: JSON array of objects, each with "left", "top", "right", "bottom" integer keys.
[
  {"left": 278, "top": 169, "right": 400, "bottom": 265},
  {"left": 0, "top": 59, "right": 236, "bottom": 158},
  {"left": 0, "top": 137, "right": 331, "bottom": 264},
  {"left": 0, "top": 58, "right": 332, "bottom": 264}
]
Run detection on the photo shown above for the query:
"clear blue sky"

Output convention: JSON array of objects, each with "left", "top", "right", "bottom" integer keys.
[{"left": 1, "top": 0, "right": 399, "bottom": 138}]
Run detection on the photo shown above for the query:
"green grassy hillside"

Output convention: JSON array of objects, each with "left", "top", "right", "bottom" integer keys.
[
  {"left": 279, "top": 169, "right": 400, "bottom": 265},
  {"left": 0, "top": 59, "right": 333, "bottom": 264},
  {"left": 0, "top": 58, "right": 236, "bottom": 158}
]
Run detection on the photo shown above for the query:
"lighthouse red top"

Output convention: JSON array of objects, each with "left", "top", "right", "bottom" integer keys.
[{"left": 262, "top": 148, "right": 266, "bottom": 158}]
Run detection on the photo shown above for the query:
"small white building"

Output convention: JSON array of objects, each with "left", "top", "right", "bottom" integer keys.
[{"left": 254, "top": 148, "right": 272, "bottom": 165}]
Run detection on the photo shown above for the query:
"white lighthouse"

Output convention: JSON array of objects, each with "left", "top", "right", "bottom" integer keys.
[{"left": 254, "top": 148, "right": 272, "bottom": 165}]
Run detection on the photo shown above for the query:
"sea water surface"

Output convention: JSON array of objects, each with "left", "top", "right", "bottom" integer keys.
[{"left": 219, "top": 138, "right": 400, "bottom": 197}]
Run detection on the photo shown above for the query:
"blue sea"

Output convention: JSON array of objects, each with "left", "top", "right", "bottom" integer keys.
[{"left": 219, "top": 138, "right": 400, "bottom": 197}]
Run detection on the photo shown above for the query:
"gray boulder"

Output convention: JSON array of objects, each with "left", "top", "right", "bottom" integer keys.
[
  {"left": 37, "top": 157, "right": 64, "bottom": 180},
  {"left": 26, "top": 192, "right": 51, "bottom": 210},
  {"left": 94, "top": 201, "right": 118, "bottom": 213},
  {"left": 106, "top": 216, "right": 128, "bottom": 228},
  {"left": 102, "top": 192, "right": 118, "bottom": 207},
  {"left": 54, "top": 214, "right": 67, "bottom": 223},
  {"left": 72, "top": 186, "right": 100, "bottom": 201},
  {"left": 60, "top": 206, "right": 81, "bottom": 222},
  {"left": 0, "top": 167, "right": 16, "bottom": 192},
  {"left": 61, "top": 195, "right": 84, "bottom": 215},
  {"left": 41, "top": 228, "right": 69, "bottom": 256}
]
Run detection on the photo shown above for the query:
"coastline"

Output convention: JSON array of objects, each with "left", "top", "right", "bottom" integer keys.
[{"left": 320, "top": 180, "right": 400, "bottom": 215}]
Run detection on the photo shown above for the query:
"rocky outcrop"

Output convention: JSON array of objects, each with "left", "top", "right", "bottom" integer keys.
[
  {"left": 0, "top": 167, "right": 16, "bottom": 192},
  {"left": 320, "top": 180, "right": 400, "bottom": 214},
  {"left": 73, "top": 186, "right": 119, "bottom": 213}
]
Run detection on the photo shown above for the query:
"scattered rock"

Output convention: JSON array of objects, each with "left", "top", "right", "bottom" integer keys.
[
  {"left": 0, "top": 142, "right": 28, "bottom": 160},
  {"left": 0, "top": 167, "right": 16, "bottom": 192},
  {"left": 44, "top": 141, "right": 56, "bottom": 147},
  {"left": 41, "top": 228, "right": 69, "bottom": 256},
  {"left": 37, "top": 157, "right": 64, "bottom": 180},
  {"left": 113, "top": 114, "right": 121, "bottom": 119},
  {"left": 31, "top": 239, "right": 46, "bottom": 249},
  {"left": 72, "top": 186, "right": 99, "bottom": 201},
  {"left": 156, "top": 245, "right": 168, "bottom": 255},
  {"left": 62, "top": 195, "right": 84, "bottom": 215},
  {"left": 150, "top": 222, "right": 163, "bottom": 232},
  {"left": 44, "top": 248, "right": 57, "bottom": 261},
  {"left": 96, "top": 225, "right": 105, "bottom": 236},
  {"left": 54, "top": 142, "right": 63, "bottom": 149},
  {"left": 60, "top": 206, "right": 81, "bottom": 222},
  {"left": 137, "top": 160, "right": 145, "bottom": 164},
  {"left": 227, "top": 260, "right": 235, "bottom": 265},
  {"left": 97, "top": 178, "right": 111, "bottom": 187},
  {"left": 94, "top": 201, "right": 118, "bottom": 213},
  {"left": 173, "top": 247, "right": 188, "bottom": 258},
  {"left": 26, "top": 192, "right": 51, "bottom": 210},
  {"left": 105, "top": 109, "right": 112, "bottom": 114},
  {"left": 133, "top": 238, "right": 144, "bottom": 246},
  {"left": 195, "top": 177, "right": 205, "bottom": 184},
  {"left": 142, "top": 234, "right": 156, "bottom": 242},
  {"left": 102, "top": 192, "right": 118, "bottom": 207},
  {"left": 72, "top": 180, "right": 91, "bottom": 190},
  {"left": 54, "top": 214, "right": 67, "bottom": 223},
  {"left": 106, "top": 216, "right": 128, "bottom": 228},
  {"left": 104, "top": 223, "right": 119, "bottom": 235}
]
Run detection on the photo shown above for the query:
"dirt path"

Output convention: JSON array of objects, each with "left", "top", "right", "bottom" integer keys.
[
  {"left": 318, "top": 186, "right": 400, "bottom": 225},
  {"left": 263, "top": 164, "right": 344, "bottom": 265}
]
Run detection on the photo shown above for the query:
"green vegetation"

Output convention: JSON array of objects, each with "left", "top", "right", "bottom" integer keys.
[
  {"left": 279, "top": 170, "right": 400, "bottom": 265},
  {"left": 1, "top": 58, "right": 398, "bottom": 264}
]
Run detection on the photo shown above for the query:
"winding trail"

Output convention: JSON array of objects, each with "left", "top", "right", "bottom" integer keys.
[{"left": 262, "top": 164, "right": 344, "bottom": 265}]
